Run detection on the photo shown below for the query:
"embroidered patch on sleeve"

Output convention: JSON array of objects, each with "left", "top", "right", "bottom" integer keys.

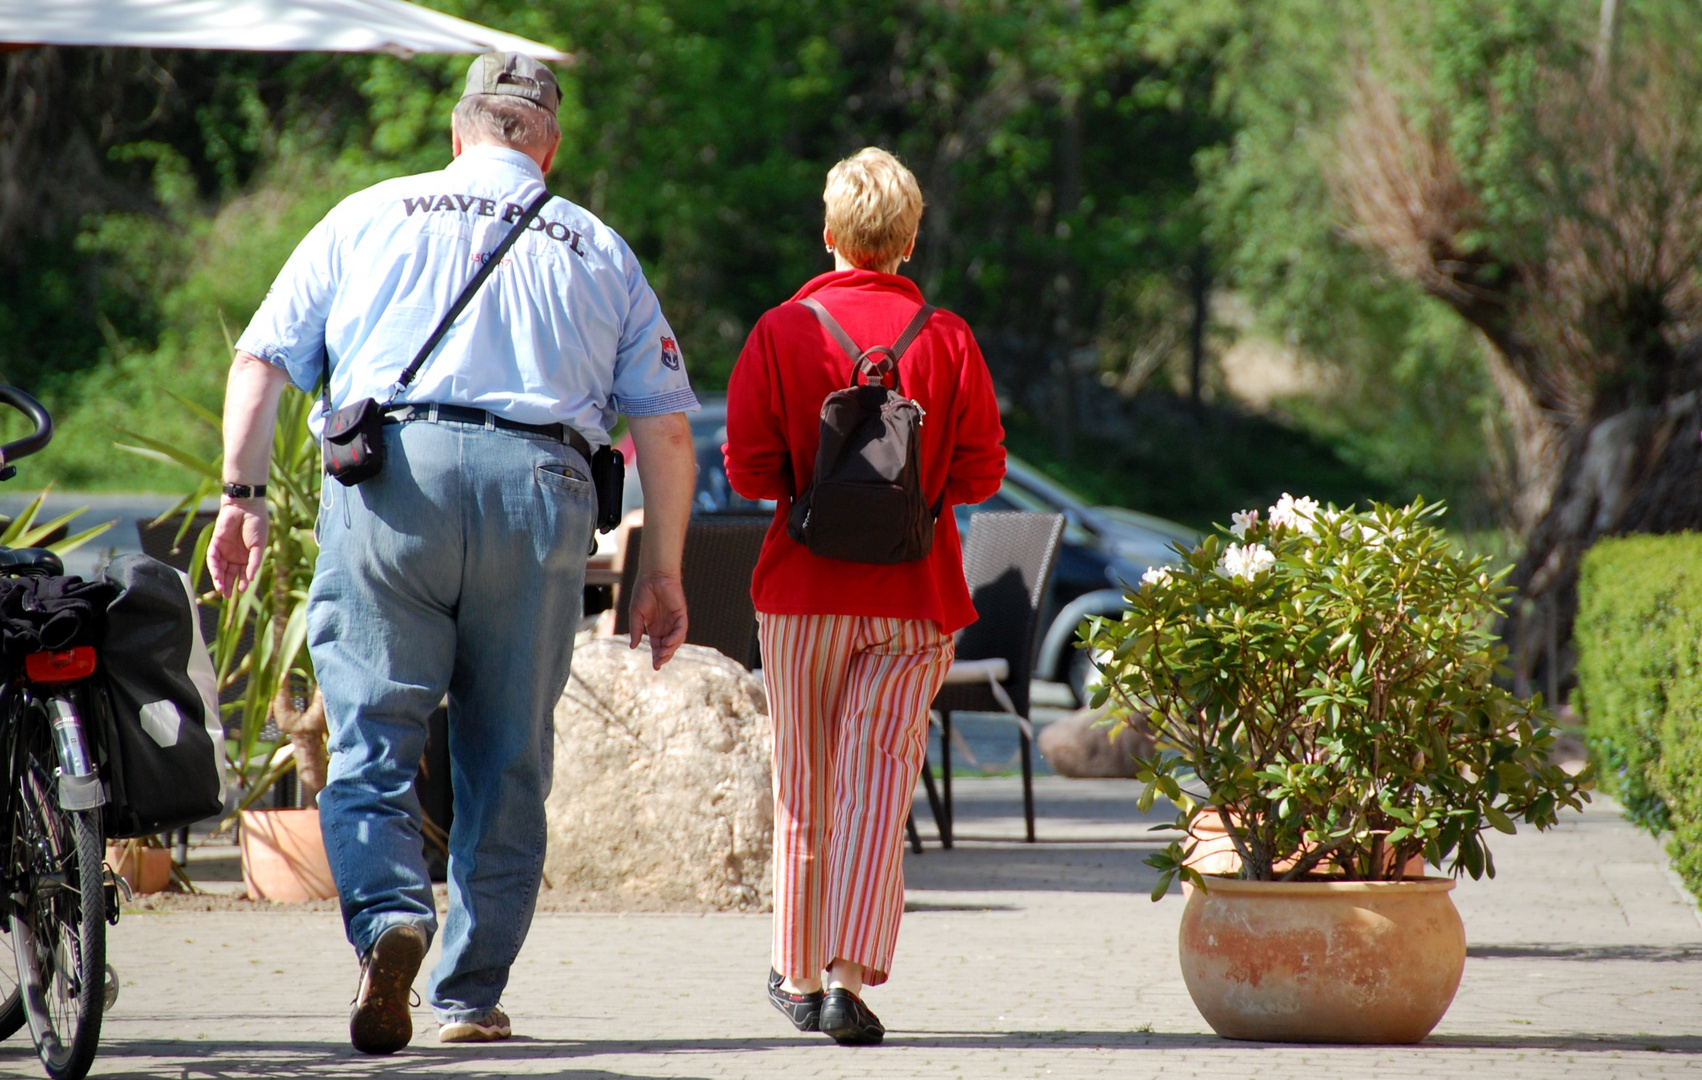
[{"left": 661, "top": 336, "right": 682, "bottom": 370}]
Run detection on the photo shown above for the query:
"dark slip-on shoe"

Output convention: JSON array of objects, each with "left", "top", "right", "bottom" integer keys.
[
  {"left": 819, "top": 987, "right": 885, "bottom": 1045},
  {"left": 768, "top": 970, "right": 824, "bottom": 1031},
  {"left": 349, "top": 924, "right": 427, "bottom": 1055}
]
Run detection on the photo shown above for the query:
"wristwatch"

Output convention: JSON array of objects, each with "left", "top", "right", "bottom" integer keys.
[{"left": 221, "top": 482, "right": 267, "bottom": 500}]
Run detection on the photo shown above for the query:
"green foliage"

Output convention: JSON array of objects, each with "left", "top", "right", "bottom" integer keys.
[
  {"left": 1086, "top": 495, "right": 1589, "bottom": 896},
  {"left": 10, "top": 0, "right": 1228, "bottom": 493},
  {"left": 1150, "top": 0, "right": 1549, "bottom": 526},
  {"left": 1573, "top": 535, "right": 1702, "bottom": 898},
  {"left": 16, "top": 155, "right": 386, "bottom": 492},
  {"left": 117, "top": 386, "right": 322, "bottom": 817},
  {"left": 0, "top": 492, "right": 114, "bottom": 557},
  {"left": 1004, "top": 394, "right": 1392, "bottom": 532}
]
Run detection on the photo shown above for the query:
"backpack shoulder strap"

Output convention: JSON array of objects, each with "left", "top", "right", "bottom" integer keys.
[
  {"left": 889, "top": 304, "right": 937, "bottom": 362},
  {"left": 798, "top": 297, "right": 861, "bottom": 362}
]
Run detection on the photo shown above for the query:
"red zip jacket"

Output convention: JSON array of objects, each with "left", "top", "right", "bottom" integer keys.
[{"left": 724, "top": 269, "right": 1006, "bottom": 633}]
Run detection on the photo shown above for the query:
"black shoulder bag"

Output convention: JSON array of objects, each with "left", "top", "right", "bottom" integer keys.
[{"left": 322, "top": 189, "right": 553, "bottom": 486}]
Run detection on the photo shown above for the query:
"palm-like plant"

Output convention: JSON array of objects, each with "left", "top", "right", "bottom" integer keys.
[
  {"left": 117, "top": 385, "right": 325, "bottom": 815},
  {"left": 0, "top": 491, "right": 114, "bottom": 557}
]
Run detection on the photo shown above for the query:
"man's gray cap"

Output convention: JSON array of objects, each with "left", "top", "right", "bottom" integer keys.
[{"left": 462, "top": 52, "right": 561, "bottom": 114}]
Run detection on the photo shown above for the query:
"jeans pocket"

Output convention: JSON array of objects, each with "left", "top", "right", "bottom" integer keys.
[{"left": 536, "top": 460, "right": 592, "bottom": 494}]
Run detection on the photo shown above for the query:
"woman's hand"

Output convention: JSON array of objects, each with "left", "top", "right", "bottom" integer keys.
[{"left": 208, "top": 499, "right": 269, "bottom": 597}]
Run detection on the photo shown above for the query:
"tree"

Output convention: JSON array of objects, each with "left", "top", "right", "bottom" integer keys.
[{"left": 1175, "top": 0, "right": 1702, "bottom": 695}]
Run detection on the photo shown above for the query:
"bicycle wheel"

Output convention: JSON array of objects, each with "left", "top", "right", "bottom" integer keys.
[
  {"left": 11, "top": 714, "right": 104, "bottom": 1080},
  {"left": 0, "top": 921, "right": 23, "bottom": 1040}
]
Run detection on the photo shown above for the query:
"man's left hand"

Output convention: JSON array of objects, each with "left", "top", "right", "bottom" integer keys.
[{"left": 628, "top": 572, "right": 688, "bottom": 669}]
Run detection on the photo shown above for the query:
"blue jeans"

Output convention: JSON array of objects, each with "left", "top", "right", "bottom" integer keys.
[{"left": 309, "top": 417, "right": 594, "bottom": 1022}]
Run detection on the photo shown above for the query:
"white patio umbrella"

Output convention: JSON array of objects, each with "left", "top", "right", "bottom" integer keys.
[{"left": 0, "top": 0, "right": 571, "bottom": 60}]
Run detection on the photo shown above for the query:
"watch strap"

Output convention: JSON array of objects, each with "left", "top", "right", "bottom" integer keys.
[{"left": 222, "top": 483, "right": 267, "bottom": 500}]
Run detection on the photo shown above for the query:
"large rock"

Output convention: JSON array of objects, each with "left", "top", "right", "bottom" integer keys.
[
  {"left": 1037, "top": 707, "right": 1154, "bottom": 779},
  {"left": 542, "top": 635, "right": 772, "bottom": 911}
]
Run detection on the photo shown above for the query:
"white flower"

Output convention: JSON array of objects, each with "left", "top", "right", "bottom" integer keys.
[
  {"left": 1267, "top": 493, "right": 1320, "bottom": 535},
  {"left": 1216, "top": 542, "right": 1276, "bottom": 582},
  {"left": 1141, "top": 566, "right": 1173, "bottom": 588},
  {"left": 1230, "top": 509, "right": 1260, "bottom": 538}
]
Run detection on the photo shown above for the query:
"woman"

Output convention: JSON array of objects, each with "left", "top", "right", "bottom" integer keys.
[{"left": 724, "top": 147, "right": 1006, "bottom": 1045}]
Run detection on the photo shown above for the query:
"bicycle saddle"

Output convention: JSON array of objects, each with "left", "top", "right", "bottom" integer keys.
[{"left": 0, "top": 547, "right": 63, "bottom": 576}]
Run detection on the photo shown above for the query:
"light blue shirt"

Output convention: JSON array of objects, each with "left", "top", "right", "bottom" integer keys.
[{"left": 236, "top": 145, "right": 698, "bottom": 443}]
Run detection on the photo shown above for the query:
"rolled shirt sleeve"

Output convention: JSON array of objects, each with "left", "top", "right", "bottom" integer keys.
[
  {"left": 609, "top": 239, "right": 699, "bottom": 418},
  {"left": 233, "top": 212, "right": 341, "bottom": 394}
]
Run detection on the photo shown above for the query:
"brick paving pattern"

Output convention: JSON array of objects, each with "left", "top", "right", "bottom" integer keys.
[{"left": 8, "top": 779, "right": 1699, "bottom": 1079}]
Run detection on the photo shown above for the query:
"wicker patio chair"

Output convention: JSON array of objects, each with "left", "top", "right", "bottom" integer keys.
[
  {"left": 915, "top": 511, "right": 1065, "bottom": 848},
  {"left": 614, "top": 514, "right": 770, "bottom": 669}
]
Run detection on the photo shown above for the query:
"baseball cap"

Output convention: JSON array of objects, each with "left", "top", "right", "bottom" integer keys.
[{"left": 461, "top": 52, "right": 561, "bottom": 114}]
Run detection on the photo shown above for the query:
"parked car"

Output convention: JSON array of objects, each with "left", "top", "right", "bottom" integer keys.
[{"left": 616, "top": 395, "right": 1197, "bottom": 703}]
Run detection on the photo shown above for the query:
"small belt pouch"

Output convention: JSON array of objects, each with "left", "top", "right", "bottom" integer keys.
[
  {"left": 591, "top": 445, "right": 625, "bottom": 531},
  {"left": 322, "top": 397, "right": 386, "bottom": 487}
]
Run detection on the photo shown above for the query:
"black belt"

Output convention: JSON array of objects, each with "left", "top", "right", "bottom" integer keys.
[{"left": 383, "top": 403, "right": 592, "bottom": 460}]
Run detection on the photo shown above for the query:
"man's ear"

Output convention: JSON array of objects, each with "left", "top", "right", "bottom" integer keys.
[
  {"left": 451, "top": 118, "right": 464, "bottom": 159},
  {"left": 538, "top": 135, "right": 561, "bottom": 175}
]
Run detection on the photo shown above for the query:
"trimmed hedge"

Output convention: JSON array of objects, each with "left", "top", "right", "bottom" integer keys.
[{"left": 1574, "top": 533, "right": 1702, "bottom": 895}]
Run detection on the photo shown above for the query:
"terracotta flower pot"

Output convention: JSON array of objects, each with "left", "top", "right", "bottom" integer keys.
[
  {"left": 1184, "top": 812, "right": 1427, "bottom": 885},
  {"left": 239, "top": 808, "right": 337, "bottom": 903},
  {"left": 105, "top": 843, "right": 173, "bottom": 895},
  {"left": 1179, "top": 875, "right": 1465, "bottom": 1044}
]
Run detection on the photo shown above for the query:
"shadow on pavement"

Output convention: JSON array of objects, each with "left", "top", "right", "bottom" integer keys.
[
  {"left": 904, "top": 842, "right": 1169, "bottom": 894},
  {"left": 86, "top": 1028, "right": 1702, "bottom": 1068},
  {"left": 1467, "top": 943, "right": 1702, "bottom": 962}
]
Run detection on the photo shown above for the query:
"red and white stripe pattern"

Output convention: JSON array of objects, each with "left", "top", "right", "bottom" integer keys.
[{"left": 760, "top": 613, "right": 955, "bottom": 987}]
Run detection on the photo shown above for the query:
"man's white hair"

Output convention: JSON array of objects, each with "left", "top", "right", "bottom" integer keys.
[{"left": 453, "top": 95, "right": 561, "bottom": 153}]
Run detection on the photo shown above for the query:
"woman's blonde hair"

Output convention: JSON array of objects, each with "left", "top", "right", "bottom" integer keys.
[{"left": 823, "top": 148, "right": 924, "bottom": 269}]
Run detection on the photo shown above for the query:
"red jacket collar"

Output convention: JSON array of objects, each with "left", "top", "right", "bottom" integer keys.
[{"left": 789, "top": 268, "right": 925, "bottom": 304}]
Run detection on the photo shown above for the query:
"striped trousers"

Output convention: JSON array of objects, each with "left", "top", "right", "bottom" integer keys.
[{"left": 760, "top": 613, "right": 955, "bottom": 987}]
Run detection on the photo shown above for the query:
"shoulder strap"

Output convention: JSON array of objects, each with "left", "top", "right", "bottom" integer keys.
[
  {"left": 321, "top": 189, "right": 554, "bottom": 413},
  {"left": 798, "top": 297, "right": 861, "bottom": 362},
  {"left": 798, "top": 298, "right": 938, "bottom": 388},
  {"left": 889, "top": 303, "right": 936, "bottom": 362}
]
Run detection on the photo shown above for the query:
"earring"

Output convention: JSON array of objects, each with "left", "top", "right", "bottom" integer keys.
[{"left": 902, "top": 255, "right": 911, "bottom": 263}]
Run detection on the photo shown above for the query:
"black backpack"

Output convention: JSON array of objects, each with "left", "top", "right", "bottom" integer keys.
[{"left": 786, "top": 298, "right": 941, "bottom": 565}]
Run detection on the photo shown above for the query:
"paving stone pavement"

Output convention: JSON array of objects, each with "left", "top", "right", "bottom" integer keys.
[{"left": 7, "top": 779, "right": 1702, "bottom": 1079}]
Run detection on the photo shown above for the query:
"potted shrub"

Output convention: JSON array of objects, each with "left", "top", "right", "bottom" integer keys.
[
  {"left": 1086, "top": 495, "right": 1591, "bottom": 1044},
  {"left": 121, "top": 387, "right": 335, "bottom": 901}
]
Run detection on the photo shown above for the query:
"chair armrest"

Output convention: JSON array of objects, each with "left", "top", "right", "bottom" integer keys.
[{"left": 941, "top": 658, "right": 1010, "bottom": 684}]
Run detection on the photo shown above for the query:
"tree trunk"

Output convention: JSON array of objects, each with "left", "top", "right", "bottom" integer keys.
[
  {"left": 273, "top": 685, "right": 328, "bottom": 807},
  {"left": 1501, "top": 390, "right": 1702, "bottom": 701}
]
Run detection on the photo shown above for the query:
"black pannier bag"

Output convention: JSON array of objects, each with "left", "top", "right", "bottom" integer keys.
[
  {"left": 786, "top": 298, "right": 942, "bottom": 565},
  {"left": 96, "top": 554, "right": 225, "bottom": 838}
]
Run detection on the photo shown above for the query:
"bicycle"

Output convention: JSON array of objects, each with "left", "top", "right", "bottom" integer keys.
[{"left": 0, "top": 386, "right": 119, "bottom": 1080}]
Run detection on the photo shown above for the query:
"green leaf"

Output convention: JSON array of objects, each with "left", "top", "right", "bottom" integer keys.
[
  {"left": 115, "top": 434, "right": 220, "bottom": 479},
  {"left": 1483, "top": 806, "right": 1516, "bottom": 834}
]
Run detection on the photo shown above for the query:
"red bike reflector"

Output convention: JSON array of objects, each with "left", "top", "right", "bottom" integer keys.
[{"left": 25, "top": 646, "right": 97, "bottom": 684}]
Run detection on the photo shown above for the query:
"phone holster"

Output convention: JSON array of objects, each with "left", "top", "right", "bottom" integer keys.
[{"left": 591, "top": 445, "right": 624, "bottom": 532}]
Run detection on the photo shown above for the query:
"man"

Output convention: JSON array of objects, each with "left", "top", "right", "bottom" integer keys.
[{"left": 209, "top": 53, "right": 698, "bottom": 1054}]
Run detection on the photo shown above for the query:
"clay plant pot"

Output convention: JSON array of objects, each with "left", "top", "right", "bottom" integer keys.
[
  {"left": 1179, "top": 875, "right": 1465, "bottom": 1044},
  {"left": 1184, "top": 812, "right": 1426, "bottom": 887},
  {"left": 105, "top": 843, "right": 173, "bottom": 895},
  {"left": 239, "top": 808, "right": 337, "bottom": 903}
]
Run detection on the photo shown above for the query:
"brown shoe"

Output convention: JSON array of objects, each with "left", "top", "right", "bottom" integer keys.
[{"left": 349, "top": 924, "right": 427, "bottom": 1054}]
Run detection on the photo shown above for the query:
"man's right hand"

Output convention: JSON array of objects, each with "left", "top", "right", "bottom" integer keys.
[{"left": 208, "top": 500, "right": 270, "bottom": 598}]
